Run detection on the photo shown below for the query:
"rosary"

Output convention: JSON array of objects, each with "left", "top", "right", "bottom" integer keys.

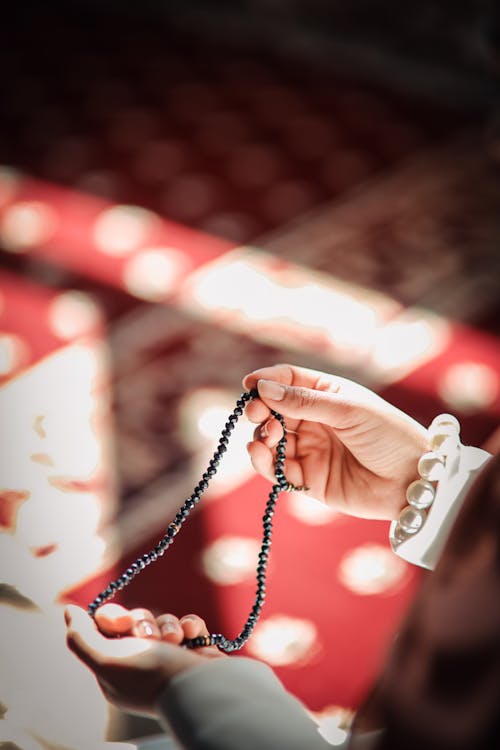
[{"left": 88, "top": 388, "right": 306, "bottom": 652}]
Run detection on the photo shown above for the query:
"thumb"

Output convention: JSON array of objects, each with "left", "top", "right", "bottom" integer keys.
[
  {"left": 65, "top": 604, "right": 107, "bottom": 668},
  {"left": 257, "top": 378, "right": 362, "bottom": 429}
]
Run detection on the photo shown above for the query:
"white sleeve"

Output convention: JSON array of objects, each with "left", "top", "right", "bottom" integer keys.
[{"left": 156, "top": 656, "right": 341, "bottom": 750}]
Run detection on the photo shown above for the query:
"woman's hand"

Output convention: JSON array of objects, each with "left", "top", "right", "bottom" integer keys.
[
  {"left": 65, "top": 604, "right": 222, "bottom": 716},
  {"left": 244, "top": 363, "right": 428, "bottom": 520}
]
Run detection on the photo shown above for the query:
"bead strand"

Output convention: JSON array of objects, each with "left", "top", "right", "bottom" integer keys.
[{"left": 88, "top": 388, "right": 304, "bottom": 653}]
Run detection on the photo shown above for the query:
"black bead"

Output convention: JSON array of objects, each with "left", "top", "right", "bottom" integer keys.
[{"left": 87, "top": 389, "right": 299, "bottom": 653}]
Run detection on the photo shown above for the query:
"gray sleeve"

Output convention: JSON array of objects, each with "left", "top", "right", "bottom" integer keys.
[{"left": 155, "top": 656, "right": 339, "bottom": 750}]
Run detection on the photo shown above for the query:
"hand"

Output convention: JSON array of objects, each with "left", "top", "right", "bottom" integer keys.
[
  {"left": 65, "top": 604, "right": 222, "bottom": 716},
  {"left": 243, "top": 363, "right": 428, "bottom": 520}
]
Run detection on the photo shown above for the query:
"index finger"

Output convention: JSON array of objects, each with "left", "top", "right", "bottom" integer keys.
[
  {"left": 95, "top": 603, "right": 134, "bottom": 636},
  {"left": 243, "top": 363, "right": 296, "bottom": 392}
]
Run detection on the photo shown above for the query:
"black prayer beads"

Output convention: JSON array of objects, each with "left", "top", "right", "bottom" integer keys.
[{"left": 88, "top": 388, "right": 304, "bottom": 652}]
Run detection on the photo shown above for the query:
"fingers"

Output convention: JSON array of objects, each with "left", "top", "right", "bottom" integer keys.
[
  {"left": 155, "top": 613, "right": 210, "bottom": 645},
  {"left": 243, "top": 363, "right": 349, "bottom": 430},
  {"left": 156, "top": 614, "right": 184, "bottom": 644},
  {"left": 129, "top": 608, "right": 161, "bottom": 639},
  {"left": 65, "top": 604, "right": 110, "bottom": 670},
  {"left": 94, "top": 604, "right": 160, "bottom": 639},
  {"left": 180, "top": 614, "right": 210, "bottom": 640},
  {"left": 243, "top": 364, "right": 296, "bottom": 392},
  {"left": 179, "top": 615, "right": 222, "bottom": 658},
  {"left": 94, "top": 603, "right": 134, "bottom": 636},
  {"left": 255, "top": 378, "right": 361, "bottom": 429},
  {"left": 247, "top": 439, "right": 278, "bottom": 485}
]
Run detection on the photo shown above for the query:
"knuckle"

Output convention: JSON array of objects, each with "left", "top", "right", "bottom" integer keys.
[
  {"left": 293, "top": 386, "right": 314, "bottom": 410},
  {"left": 157, "top": 614, "right": 180, "bottom": 627}
]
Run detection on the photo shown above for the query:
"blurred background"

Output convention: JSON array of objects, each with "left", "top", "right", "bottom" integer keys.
[{"left": 0, "top": 0, "right": 499, "bottom": 748}]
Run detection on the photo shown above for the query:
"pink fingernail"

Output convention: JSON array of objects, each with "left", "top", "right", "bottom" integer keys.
[
  {"left": 258, "top": 379, "right": 285, "bottom": 401},
  {"left": 260, "top": 419, "right": 271, "bottom": 438},
  {"left": 160, "top": 621, "right": 177, "bottom": 636},
  {"left": 137, "top": 620, "right": 154, "bottom": 638}
]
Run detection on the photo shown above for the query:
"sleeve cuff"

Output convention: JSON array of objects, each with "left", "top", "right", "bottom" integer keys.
[
  {"left": 156, "top": 656, "right": 333, "bottom": 750},
  {"left": 390, "top": 445, "right": 492, "bottom": 570}
]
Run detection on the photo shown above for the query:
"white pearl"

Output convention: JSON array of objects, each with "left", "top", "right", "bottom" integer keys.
[
  {"left": 392, "top": 524, "right": 408, "bottom": 545},
  {"left": 418, "top": 451, "right": 446, "bottom": 481},
  {"left": 406, "top": 479, "right": 436, "bottom": 509},
  {"left": 429, "top": 413, "right": 460, "bottom": 435},
  {"left": 399, "top": 506, "right": 425, "bottom": 534},
  {"left": 429, "top": 431, "right": 460, "bottom": 456}
]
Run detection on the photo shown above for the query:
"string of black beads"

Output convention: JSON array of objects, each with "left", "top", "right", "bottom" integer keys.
[{"left": 88, "top": 388, "right": 304, "bottom": 652}]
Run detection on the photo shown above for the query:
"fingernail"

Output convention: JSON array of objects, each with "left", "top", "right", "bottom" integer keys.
[
  {"left": 160, "top": 620, "right": 178, "bottom": 637},
  {"left": 137, "top": 620, "right": 154, "bottom": 638},
  {"left": 258, "top": 379, "right": 285, "bottom": 401},
  {"left": 260, "top": 419, "right": 271, "bottom": 438}
]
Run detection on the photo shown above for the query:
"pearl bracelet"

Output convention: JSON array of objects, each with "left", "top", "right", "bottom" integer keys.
[
  {"left": 390, "top": 415, "right": 492, "bottom": 570},
  {"left": 390, "top": 413, "right": 461, "bottom": 559}
]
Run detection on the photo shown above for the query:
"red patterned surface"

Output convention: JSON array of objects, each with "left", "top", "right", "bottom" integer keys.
[{"left": 1, "top": 4, "right": 499, "bottom": 735}]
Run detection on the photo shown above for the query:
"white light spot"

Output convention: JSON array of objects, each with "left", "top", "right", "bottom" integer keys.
[
  {"left": 247, "top": 615, "right": 319, "bottom": 666},
  {"left": 338, "top": 544, "right": 407, "bottom": 595},
  {"left": 180, "top": 250, "right": 390, "bottom": 364},
  {"left": 0, "top": 333, "right": 29, "bottom": 376},
  {"left": 93, "top": 204, "right": 158, "bottom": 256},
  {"left": 287, "top": 493, "right": 338, "bottom": 525},
  {"left": 179, "top": 388, "right": 240, "bottom": 449},
  {"left": 178, "top": 387, "right": 254, "bottom": 494},
  {"left": 0, "top": 200, "right": 58, "bottom": 252},
  {"left": 201, "top": 536, "right": 261, "bottom": 584},
  {"left": 123, "top": 247, "right": 189, "bottom": 301},
  {"left": 438, "top": 361, "right": 499, "bottom": 414},
  {"left": 198, "top": 405, "right": 232, "bottom": 440},
  {"left": 371, "top": 311, "right": 450, "bottom": 379},
  {"left": 48, "top": 291, "right": 103, "bottom": 340},
  {"left": 0, "top": 165, "right": 21, "bottom": 208}
]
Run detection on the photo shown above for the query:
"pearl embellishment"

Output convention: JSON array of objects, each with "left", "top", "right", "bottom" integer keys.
[{"left": 391, "top": 413, "right": 461, "bottom": 548}]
